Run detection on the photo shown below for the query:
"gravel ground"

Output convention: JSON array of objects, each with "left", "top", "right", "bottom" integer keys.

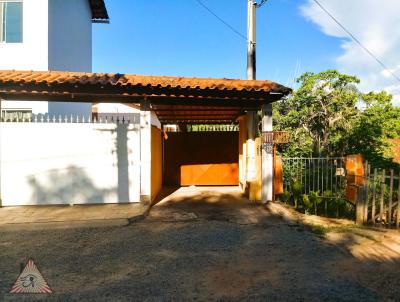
[{"left": 0, "top": 189, "right": 398, "bottom": 301}]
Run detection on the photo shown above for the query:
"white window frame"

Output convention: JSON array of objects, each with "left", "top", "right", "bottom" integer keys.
[{"left": 0, "top": 0, "right": 23, "bottom": 44}]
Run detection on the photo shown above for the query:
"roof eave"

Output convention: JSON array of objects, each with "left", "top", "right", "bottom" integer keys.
[
  {"left": 89, "top": 0, "right": 109, "bottom": 24},
  {"left": 92, "top": 19, "right": 110, "bottom": 24}
]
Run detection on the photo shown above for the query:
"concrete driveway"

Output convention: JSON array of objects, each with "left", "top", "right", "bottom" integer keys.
[
  {"left": 0, "top": 186, "right": 399, "bottom": 301},
  {"left": 0, "top": 203, "right": 147, "bottom": 229}
]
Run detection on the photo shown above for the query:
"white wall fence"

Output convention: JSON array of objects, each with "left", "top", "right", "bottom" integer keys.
[
  {"left": 0, "top": 115, "right": 142, "bottom": 206},
  {"left": 1, "top": 113, "right": 140, "bottom": 124}
]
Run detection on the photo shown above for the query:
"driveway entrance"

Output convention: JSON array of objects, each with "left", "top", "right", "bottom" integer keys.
[{"left": 150, "top": 186, "right": 266, "bottom": 224}]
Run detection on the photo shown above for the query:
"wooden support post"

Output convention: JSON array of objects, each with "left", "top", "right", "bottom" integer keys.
[
  {"left": 356, "top": 188, "right": 366, "bottom": 225},
  {"left": 371, "top": 168, "right": 377, "bottom": 225},
  {"left": 356, "top": 161, "right": 369, "bottom": 225},
  {"left": 364, "top": 162, "right": 370, "bottom": 223},
  {"left": 388, "top": 169, "right": 394, "bottom": 227},
  {"left": 397, "top": 171, "right": 400, "bottom": 229},
  {"left": 380, "top": 169, "right": 385, "bottom": 225}
]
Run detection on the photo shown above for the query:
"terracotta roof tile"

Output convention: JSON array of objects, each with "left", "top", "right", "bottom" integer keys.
[{"left": 0, "top": 70, "right": 291, "bottom": 95}]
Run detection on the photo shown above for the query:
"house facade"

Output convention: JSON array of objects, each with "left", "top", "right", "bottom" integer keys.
[
  {"left": 0, "top": 1, "right": 289, "bottom": 207},
  {"left": 0, "top": 0, "right": 108, "bottom": 118}
]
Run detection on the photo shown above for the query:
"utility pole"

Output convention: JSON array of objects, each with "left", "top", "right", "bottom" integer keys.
[
  {"left": 247, "top": 0, "right": 256, "bottom": 80},
  {"left": 245, "top": 0, "right": 257, "bottom": 190},
  {"left": 247, "top": 0, "right": 273, "bottom": 203}
]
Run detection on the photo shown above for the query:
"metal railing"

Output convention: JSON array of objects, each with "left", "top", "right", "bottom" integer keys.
[{"left": 282, "top": 157, "right": 346, "bottom": 195}]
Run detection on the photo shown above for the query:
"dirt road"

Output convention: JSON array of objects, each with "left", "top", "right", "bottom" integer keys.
[{"left": 0, "top": 187, "right": 398, "bottom": 301}]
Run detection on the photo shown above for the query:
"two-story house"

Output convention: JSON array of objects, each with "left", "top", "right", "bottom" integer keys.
[{"left": 0, "top": 0, "right": 109, "bottom": 119}]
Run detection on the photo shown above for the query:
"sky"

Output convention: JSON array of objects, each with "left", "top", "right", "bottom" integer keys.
[{"left": 93, "top": 0, "right": 400, "bottom": 105}]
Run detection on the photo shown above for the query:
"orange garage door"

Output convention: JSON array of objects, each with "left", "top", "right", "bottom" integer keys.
[{"left": 164, "top": 132, "right": 239, "bottom": 186}]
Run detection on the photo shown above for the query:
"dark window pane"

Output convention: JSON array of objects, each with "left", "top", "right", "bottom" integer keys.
[{"left": 5, "top": 2, "right": 23, "bottom": 43}]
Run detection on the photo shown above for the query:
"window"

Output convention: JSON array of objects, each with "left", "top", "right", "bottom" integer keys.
[{"left": 0, "top": 1, "right": 23, "bottom": 43}]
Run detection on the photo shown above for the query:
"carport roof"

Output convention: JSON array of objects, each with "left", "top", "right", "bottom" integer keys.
[{"left": 0, "top": 70, "right": 291, "bottom": 123}]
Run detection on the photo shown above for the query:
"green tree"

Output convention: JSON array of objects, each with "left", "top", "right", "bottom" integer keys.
[
  {"left": 274, "top": 70, "right": 360, "bottom": 157},
  {"left": 346, "top": 91, "right": 400, "bottom": 168}
]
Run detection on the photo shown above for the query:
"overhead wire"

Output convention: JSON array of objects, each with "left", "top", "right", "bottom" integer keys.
[
  {"left": 313, "top": 0, "right": 400, "bottom": 84},
  {"left": 255, "top": 0, "right": 269, "bottom": 9},
  {"left": 194, "top": 0, "right": 248, "bottom": 41},
  {"left": 194, "top": 0, "right": 270, "bottom": 42},
  {"left": 194, "top": 0, "right": 400, "bottom": 85}
]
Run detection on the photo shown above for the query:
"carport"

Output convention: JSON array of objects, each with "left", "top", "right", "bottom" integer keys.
[
  {"left": 156, "top": 105, "right": 242, "bottom": 187},
  {"left": 0, "top": 70, "right": 291, "bottom": 205}
]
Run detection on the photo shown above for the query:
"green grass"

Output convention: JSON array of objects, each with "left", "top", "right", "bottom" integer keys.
[
  {"left": 307, "top": 224, "right": 330, "bottom": 236},
  {"left": 306, "top": 223, "right": 381, "bottom": 241}
]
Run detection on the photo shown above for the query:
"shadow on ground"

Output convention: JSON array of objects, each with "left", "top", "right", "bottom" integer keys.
[
  {"left": 149, "top": 186, "right": 271, "bottom": 224},
  {"left": 0, "top": 186, "right": 399, "bottom": 301}
]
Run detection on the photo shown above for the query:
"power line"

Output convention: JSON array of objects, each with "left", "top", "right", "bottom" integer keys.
[
  {"left": 313, "top": 0, "right": 400, "bottom": 84},
  {"left": 194, "top": 0, "right": 247, "bottom": 41},
  {"left": 255, "top": 0, "right": 269, "bottom": 9}
]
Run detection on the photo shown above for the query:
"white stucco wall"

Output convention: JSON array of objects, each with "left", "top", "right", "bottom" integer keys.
[
  {"left": 94, "top": 104, "right": 162, "bottom": 128},
  {"left": 0, "top": 121, "right": 142, "bottom": 206},
  {"left": 94, "top": 104, "right": 140, "bottom": 116},
  {"left": 47, "top": 0, "right": 92, "bottom": 116},
  {"left": 48, "top": 0, "right": 92, "bottom": 72},
  {"left": 92, "top": 104, "right": 161, "bottom": 202},
  {"left": 0, "top": 0, "right": 49, "bottom": 114},
  {"left": 0, "top": 0, "right": 49, "bottom": 71},
  {"left": 0, "top": 0, "right": 94, "bottom": 116}
]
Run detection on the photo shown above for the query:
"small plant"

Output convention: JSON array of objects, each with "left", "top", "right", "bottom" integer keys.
[
  {"left": 279, "top": 191, "right": 291, "bottom": 204},
  {"left": 291, "top": 180, "right": 303, "bottom": 208},
  {"left": 322, "top": 190, "right": 334, "bottom": 198},
  {"left": 322, "top": 190, "right": 334, "bottom": 216},
  {"left": 302, "top": 194, "right": 313, "bottom": 214},
  {"left": 309, "top": 191, "right": 322, "bottom": 215}
]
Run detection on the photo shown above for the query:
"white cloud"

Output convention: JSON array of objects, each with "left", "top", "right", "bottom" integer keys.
[{"left": 300, "top": 0, "right": 400, "bottom": 106}]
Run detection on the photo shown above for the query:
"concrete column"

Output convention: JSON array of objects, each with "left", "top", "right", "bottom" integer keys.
[
  {"left": 246, "top": 111, "right": 257, "bottom": 182},
  {"left": 237, "top": 116, "right": 247, "bottom": 191},
  {"left": 0, "top": 97, "right": 2, "bottom": 207},
  {"left": 140, "top": 99, "right": 151, "bottom": 204},
  {"left": 262, "top": 103, "right": 273, "bottom": 203}
]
